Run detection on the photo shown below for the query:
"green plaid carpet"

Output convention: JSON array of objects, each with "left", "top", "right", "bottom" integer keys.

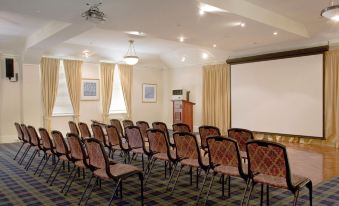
[{"left": 0, "top": 143, "right": 338, "bottom": 206}]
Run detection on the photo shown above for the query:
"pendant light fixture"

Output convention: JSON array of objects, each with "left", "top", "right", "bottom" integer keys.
[
  {"left": 124, "top": 40, "right": 139, "bottom": 65},
  {"left": 321, "top": 1, "right": 339, "bottom": 22}
]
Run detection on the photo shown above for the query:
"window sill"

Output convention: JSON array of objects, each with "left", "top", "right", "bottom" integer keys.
[
  {"left": 52, "top": 114, "right": 74, "bottom": 117},
  {"left": 109, "top": 111, "right": 127, "bottom": 115}
]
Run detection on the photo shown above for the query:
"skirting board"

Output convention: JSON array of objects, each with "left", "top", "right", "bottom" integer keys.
[{"left": 0, "top": 135, "right": 18, "bottom": 143}]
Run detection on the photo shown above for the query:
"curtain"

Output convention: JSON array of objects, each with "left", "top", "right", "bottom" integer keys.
[
  {"left": 100, "top": 63, "right": 115, "bottom": 123},
  {"left": 64, "top": 59, "right": 83, "bottom": 123},
  {"left": 119, "top": 64, "right": 133, "bottom": 119},
  {"left": 41, "top": 57, "right": 60, "bottom": 131},
  {"left": 202, "top": 63, "right": 230, "bottom": 134}
]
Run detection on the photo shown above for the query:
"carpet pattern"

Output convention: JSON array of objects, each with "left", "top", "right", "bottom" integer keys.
[{"left": 0, "top": 143, "right": 338, "bottom": 206}]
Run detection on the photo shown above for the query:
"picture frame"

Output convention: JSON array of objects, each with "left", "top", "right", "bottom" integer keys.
[
  {"left": 81, "top": 79, "right": 100, "bottom": 101},
  {"left": 142, "top": 83, "right": 157, "bottom": 103}
]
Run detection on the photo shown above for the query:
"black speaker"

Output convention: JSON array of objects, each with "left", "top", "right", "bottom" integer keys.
[{"left": 5, "top": 58, "right": 14, "bottom": 80}]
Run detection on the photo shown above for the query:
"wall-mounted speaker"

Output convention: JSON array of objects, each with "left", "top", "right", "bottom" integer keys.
[{"left": 5, "top": 58, "right": 14, "bottom": 80}]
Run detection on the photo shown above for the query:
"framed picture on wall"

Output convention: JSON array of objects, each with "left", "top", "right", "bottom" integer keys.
[
  {"left": 142, "top": 83, "right": 157, "bottom": 103},
  {"left": 81, "top": 79, "right": 100, "bottom": 101}
]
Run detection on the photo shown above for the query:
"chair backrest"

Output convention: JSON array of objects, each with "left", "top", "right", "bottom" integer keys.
[
  {"left": 110, "top": 119, "right": 124, "bottom": 137},
  {"left": 91, "top": 124, "right": 107, "bottom": 145},
  {"left": 199, "top": 126, "right": 221, "bottom": 148},
  {"left": 122, "top": 120, "right": 134, "bottom": 128},
  {"left": 85, "top": 138, "right": 109, "bottom": 170},
  {"left": 136, "top": 121, "right": 150, "bottom": 139},
  {"left": 106, "top": 125, "right": 121, "bottom": 146},
  {"left": 27, "top": 126, "right": 40, "bottom": 147},
  {"left": 125, "top": 126, "right": 144, "bottom": 149},
  {"left": 39, "top": 128, "right": 54, "bottom": 150},
  {"left": 14, "top": 122, "right": 24, "bottom": 141},
  {"left": 228, "top": 128, "right": 254, "bottom": 152},
  {"left": 207, "top": 136, "right": 246, "bottom": 178},
  {"left": 246, "top": 140, "right": 291, "bottom": 185},
  {"left": 67, "top": 133, "right": 87, "bottom": 161},
  {"left": 172, "top": 123, "right": 191, "bottom": 133},
  {"left": 51, "top": 130, "right": 69, "bottom": 155},
  {"left": 78, "top": 122, "right": 91, "bottom": 139},
  {"left": 173, "top": 132, "right": 200, "bottom": 160},
  {"left": 152, "top": 122, "right": 170, "bottom": 141},
  {"left": 21, "top": 124, "right": 31, "bottom": 142},
  {"left": 147, "top": 129, "right": 168, "bottom": 154},
  {"left": 69, "top": 121, "right": 80, "bottom": 136}
]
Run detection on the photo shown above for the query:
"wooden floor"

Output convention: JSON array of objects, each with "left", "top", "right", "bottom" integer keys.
[{"left": 285, "top": 142, "right": 339, "bottom": 185}]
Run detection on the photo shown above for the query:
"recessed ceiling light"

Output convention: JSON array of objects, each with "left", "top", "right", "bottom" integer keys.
[
  {"left": 126, "top": 31, "right": 146, "bottom": 36},
  {"left": 273, "top": 31, "right": 278, "bottom": 35},
  {"left": 213, "top": 44, "right": 217, "bottom": 48},
  {"left": 202, "top": 53, "right": 209, "bottom": 59},
  {"left": 181, "top": 57, "right": 186, "bottom": 62},
  {"left": 240, "top": 22, "right": 246, "bottom": 27},
  {"left": 199, "top": 9, "right": 205, "bottom": 16},
  {"left": 179, "top": 36, "right": 185, "bottom": 42},
  {"left": 82, "top": 50, "right": 90, "bottom": 58}
]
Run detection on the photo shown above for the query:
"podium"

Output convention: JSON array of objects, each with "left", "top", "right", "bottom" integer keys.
[{"left": 172, "top": 100, "right": 195, "bottom": 131}]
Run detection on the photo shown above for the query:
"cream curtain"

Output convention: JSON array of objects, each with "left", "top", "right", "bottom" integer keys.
[
  {"left": 119, "top": 64, "right": 133, "bottom": 119},
  {"left": 41, "top": 57, "right": 60, "bottom": 131},
  {"left": 202, "top": 63, "right": 230, "bottom": 134},
  {"left": 64, "top": 59, "right": 83, "bottom": 123},
  {"left": 100, "top": 63, "right": 115, "bottom": 123}
]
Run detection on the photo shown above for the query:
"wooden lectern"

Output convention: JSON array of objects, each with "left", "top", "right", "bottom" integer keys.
[{"left": 172, "top": 100, "right": 195, "bottom": 131}]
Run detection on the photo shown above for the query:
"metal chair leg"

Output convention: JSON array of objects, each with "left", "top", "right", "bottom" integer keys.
[
  {"left": 306, "top": 181, "right": 312, "bottom": 206},
  {"left": 64, "top": 167, "right": 79, "bottom": 195},
  {"left": 293, "top": 190, "right": 300, "bottom": 206},
  {"left": 18, "top": 144, "right": 29, "bottom": 164},
  {"left": 166, "top": 163, "right": 177, "bottom": 191},
  {"left": 241, "top": 179, "right": 251, "bottom": 206},
  {"left": 203, "top": 172, "right": 216, "bottom": 206},
  {"left": 14, "top": 142, "right": 25, "bottom": 160},
  {"left": 26, "top": 149, "right": 38, "bottom": 171},
  {"left": 61, "top": 164, "right": 76, "bottom": 193},
  {"left": 171, "top": 165, "right": 184, "bottom": 193},
  {"left": 47, "top": 158, "right": 60, "bottom": 183},
  {"left": 34, "top": 153, "right": 46, "bottom": 175},
  {"left": 19, "top": 145, "right": 31, "bottom": 165},
  {"left": 196, "top": 169, "right": 210, "bottom": 205},
  {"left": 50, "top": 160, "right": 64, "bottom": 186},
  {"left": 108, "top": 179, "right": 122, "bottom": 206},
  {"left": 260, "top": 184, "right": 264, "bottom": 206},
  {"left": 39, "top": 154, "right": 51, "bottom": 177},
  {"left": 25, "top": 149, "right": 37, "bottom": 170},
  {"left": 222, "top": 175, "right": 225, "bottom": 198},
  {"left": 144, "top": 158, "right": 156, "bottom": 186},
  {"left": 189, "top": 167, "right": 193, "bottom": 185},
  {"left": 266, "top": 185, "right": 269, "bottom": 206},
  {"left": 139, "top": 173, "right": 144, "bottom": 206},
  {"left": 79, "top": 174, "right": 94, "bottom": 205},
  {"left": 84, "top": 177, "right": 98, "bottom": 206},
  {"left": 246, "top": 182, "right": 255, "bottom": 206}
]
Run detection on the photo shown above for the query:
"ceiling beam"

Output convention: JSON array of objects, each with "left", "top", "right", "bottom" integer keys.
[{"left": 198, "top": 0, "right": 309, "bottom": 38}]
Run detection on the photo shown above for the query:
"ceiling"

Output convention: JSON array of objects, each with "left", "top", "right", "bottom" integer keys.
[{"left": 0, "top": 0, "right": 338, "bottom": 68}]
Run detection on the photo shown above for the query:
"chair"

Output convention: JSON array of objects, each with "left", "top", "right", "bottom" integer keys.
[
  {"left": 79, "top": 138, "right": 144, "bottom": 206},
  {"left": 48, "top": 130, "right": 72, "bottom": 186},
  {"left": 198, "top": 126, "right": 221, "bottom": 154},
  {"left": 125, "top": 126, "right": 150, "bottom": 171},
  {"left": 169, "top": 132, "right": 209, "bottom": 193},
  {"left": 91, "top": 124, "right": 110, "bottom": 151},
  {"left": 152, "top": 122, "right": 174, "bottom": 147},
  {"left": 25, "top": 126, "right": 43, "bottom": 171},
  {"left": 110, "top": 119, "right": 124, "bottom": 137},
  {"left": 18, "top": 124, "right": 32, "bottom": 165},
  {"left": 78, "top": 122, "right": 92, "bottom": 141},
  {"left": 122, "top": 119, "right": 134, "bottom": 128},
  {"left": 69, "top": 121, "right": 80, "bottom": 136},
  {"left": 136, "top": 121, "right": 150, "bottom": 142},
  {"left": 13, "top": 122, "right": 26, "bottom": 160},
  {"left": 106, "top": 125, "right": 130, "bottom": 162},
  {"left": 61, "top": 133, "right": 89, "bottom": 195},
  {"left": 228, "top": 128, "right": 254, "bottom": 159},
  {"left": 145, "top": 129, "right": 178, "bottom": 186},
  {"left": 172, "top": 123, "right": 191, "bottom": 133},
  {"left": 246, "top": 140, "right": 312, "bottom": 206},
  {"left": 36, "top": 128, "right": 56, "bottom": 176},
  {"left": 200, "top": 136, "right": 249, "bottom": 205}
]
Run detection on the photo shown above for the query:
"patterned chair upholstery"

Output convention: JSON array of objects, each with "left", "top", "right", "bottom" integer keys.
[
  {"left": 37, "top": 128, "right": 56, "bottom": 176},
  {"left": 122, "top": 119, "right": 134, "bottom": 128},
  {"left": 228, "top": 128, "right": 254, "bottom": 159},
  {"left": 91, "top": 124, "right": 109, "bottom": 149},
  {"left": 68, "top": 121, "right": 80, "bottom": 136},
  {"left": 172, "top": 123, "right": 191, "bottom": 133},
  {"left": 246, "top": 140, "right": 312, "bottom": 206},
  {"left": 110, "top": 119, "right": 124, "bottom": 137},
  {"left": 145, "top": 129, "right": 178, "bottom": 186},
  {"left": 198, "top": 125, "right": 221, "bottom": 153},
  {"left": 152, "top": 122, "right": 174, "bottom": 147},
  {"left": 78, "top": 122, "right": 92, "bottom": 140},
  {"left": 136, "top": 121, "right": 150, "bottom": 142},
  {"left": 200, "top": 136, "right": 248, "bottom": 204},
  {"left": 18, "top": 124, "right": 32, "bottom": 165},
  {"left": 80, "top": 138, "right": 144, "bottom": 206},
  {"left": 170, "top": 132, "right": 209, "bottom": 193},
  {"left": 106, "top": 125, "right": 130, "bottom": 161},
  {"left": 125, "top": 126, "right": 150, "bottom": 170},
  {"left": 13, "top": 122, "right": 27, "bottom": 161}
]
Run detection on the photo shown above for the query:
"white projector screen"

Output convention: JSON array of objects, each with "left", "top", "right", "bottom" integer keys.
[{"left": 231, "top": 54, "right": 323, "bottom": 138}]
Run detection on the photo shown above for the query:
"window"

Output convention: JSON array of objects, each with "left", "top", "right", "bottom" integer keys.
[
  {"left": 53, "top": 60, "right": 74, "bottom": 116},
  {"left": 109, "top": 65, "right": 127, "bottom": 114}
]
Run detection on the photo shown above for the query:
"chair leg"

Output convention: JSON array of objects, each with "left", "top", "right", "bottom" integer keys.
[
  {"left": 171, "top": 165, "right": 184, "bottom": 193},
  {"left": 222, "top": 175, "right": 225, "bottom": 198},
  {"left": 293, "top": 190, "right": 300, "bottom": 206},
  {"left": 47, "top": 158, "right": 60, "bottom": 183},
  {"left": 166, "top": 162, "right": 177, "bottom": 191},
  {"left": 165, "top": 161, "right": 167, "bottom": 178},
  {"left": 140, "top": 173, "right": 144, "bottom": 206},
  {"left": 18, "top": 144, "right": 29, "bottom": 164},
  {"left": 84, "top": 177, "right": 99, "bottom": 206},
  {"left": 228, "top": 176, "right": 231, "bottom": 197},
  {"left": 306, "top": 181, "right": 312, "bottom": 206},
  {"left": 14, "top": 142, "right": 25, "bottom": 160},
  {"left": 246, "top": 182, "right": 255, "bottom": 206},
  {"left": 25, "top": 149, "right": 38, "bottom": 170},
  {"left": 142, "top": 154, "right": 144, "bottom": 171},
  {"left": 64, "top": 167, "right": 79, "bottom": 196},
  {"left": 241, "top": 179, "right": 251, "bottom": 206},
  {"left": 34, "top": 153, "right": 46, "bottom": 175},
  {"left": 19, "top": 145, "right": 31, "bottom": 165},
  {"left": 61, "top": 164, "right": 76, "bottom": 193},
  {"left": 50, "top": 160, "right": 65, "bottom": 186},
  {"left": 189, "top": 167, "right": 193, "bottom": 185},
  {"left": 196, "top": 169, "right": 210, "bottom": 205},
  {"left": 144, "top": 158, "right": 156, "bottom": 186},
  {"left": 39, "top": 154, "right": 51, "bottom": 177},
  {"left": 196, "top": 168, "right": 199, "bottom": 189},
  {"left": 266, "top": 185, "right": 269, "bottom": 206},
  {"left": 260, "top": 184, "right": 264, "bottom": 206},
  {"left": 203, "top": 172, "right": 216, "bottom": 206},
  {"left": 79, "top": 174, "right": 94, "bottom": 205},
  {"left": 108, "top": 179, "right": 122, "bottom": 206}
]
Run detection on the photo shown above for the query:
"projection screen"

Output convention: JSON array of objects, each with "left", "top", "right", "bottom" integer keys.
[{"left": 231, "top": 54, "right": 323, "bottom": 138}]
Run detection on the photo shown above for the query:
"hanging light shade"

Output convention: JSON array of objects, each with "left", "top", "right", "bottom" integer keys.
[
  {"left": 321, "top": 1, "right": 339, "bottom": 22},
  {"left": 124, "top": 40, "right": 139, "bottom": 65}
]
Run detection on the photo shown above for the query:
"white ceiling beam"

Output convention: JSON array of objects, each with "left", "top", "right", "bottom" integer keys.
[{"left": 198, "top": 0, "right": 309, "bottom": 38}]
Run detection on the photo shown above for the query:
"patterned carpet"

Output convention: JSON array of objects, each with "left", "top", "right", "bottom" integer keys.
[{"left": 0, "top": 143, "right": 338, "bottom": 206}]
